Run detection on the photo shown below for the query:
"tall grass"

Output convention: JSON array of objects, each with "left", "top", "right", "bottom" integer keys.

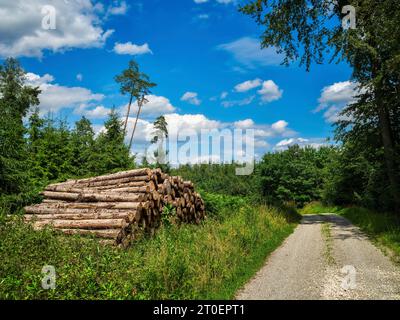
[{"left": 0, "top": 197, "right": 299, "bottom": 300}]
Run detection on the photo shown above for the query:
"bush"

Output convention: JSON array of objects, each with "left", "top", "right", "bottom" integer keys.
[{"left": 171, "top": 164, "right": 260, "bottom": 198}]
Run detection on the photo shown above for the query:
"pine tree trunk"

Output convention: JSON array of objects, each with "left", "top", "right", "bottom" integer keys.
[
  {"left": 123, "top": 94, "right": 134, "bottom": 136},
  {"left": 129, "top": 100, "right": 143, "bottom": 150}
]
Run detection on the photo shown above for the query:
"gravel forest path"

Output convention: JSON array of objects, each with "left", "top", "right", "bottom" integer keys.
[{"left": 236, "top": 214, "right": 400, "bottom": 300}]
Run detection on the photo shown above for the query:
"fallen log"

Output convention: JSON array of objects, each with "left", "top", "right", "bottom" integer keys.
[
  {"left": 42, "top": 191, "right": 147, "bottom": 203},
  {"left": 24, "top": 211, "right": 137, "bottom": 222},
  {"left": 33, "top": 218, "right": 127, "bottom": 229},
  {"left": 31, "top": 202, "right": 147, "bottom": 210},
  {"left": 59, "top": 228, "right": 122, "bottom": 239}
]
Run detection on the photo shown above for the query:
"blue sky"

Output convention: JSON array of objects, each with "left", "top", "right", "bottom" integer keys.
[{"left": 0, "top": 0, "right": 357, "bottom": 162}]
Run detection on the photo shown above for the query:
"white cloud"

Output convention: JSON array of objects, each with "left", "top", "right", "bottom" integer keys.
[
  {"left": 107, "top": 1, "right": 129, "bottom": 16},
  {"left": 121, "top": 95, "right": 177, "bottom": 117},
  {"left": 218, "top": 37, "right": 283, "bottom": 69},
  {"left": 220, "top": 91, "right": 228, "bottom": 100},
  {"left": 181, "top": 92, "right": 201, "bottom": 106},
  {"left": 234, "top": 119, "right": 255, "bottom": 129},
  {"left": 275, "top": 138, "right": 328, "bottom": 151},
  {"left": 197, "top": 14, "right": 210, "bottom": 19},
  {"left": 165, "top": 113, "right": 221, "bottom": 138},
  {"left": 194, "top": 0, "right": 235, "bottom": 3},
  {"left": 0, "top": 0, "right": 114, "bottom": 58},
  {"left": 125, "top": 112, "right": 295, "bottom": 162},
  {"left": 271, "top": 120, "right": 288, "bottom": 133},
  {"left": 25, "top": 73, "right": 104, "bottom": 115},
  {"left": 75, "top": 105, "right": 111, "bottom": 119},
  {"left": 234, "top": 78, "right": 262, "bottom": 92},
  {"left": 315, "top": 81, "right": 361, "bottom": 123},
  {"left": 258, "top": 80, "right": 283, "bottom": 103},
  {"left": 222, "top": 95, "right": 255, "bottom": 108},
  {"left": 233, "top": 119, "right": 295, "bottom": 138},
  {"left": 113, "top": 42, "right": 152, "bottom": 55}
]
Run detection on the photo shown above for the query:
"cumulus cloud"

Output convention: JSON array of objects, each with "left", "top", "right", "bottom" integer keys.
[
  {"left": 74, "top": 104, "right": 111, "bottom": 119},
  {"left": 107, "top": 1, "right": 129, "bottom": 16},
  {"left": 275, "top": 138, "right": 328, "bottom": 151},
  {"left": 234, "top": 78, "right": 262, "bottom": 92},
  {"left": 165, "top": 113, "right": 221, "bottom": 137},
  {"left": 222, "top": 96, "right": 255, "bottom": 108},
  {"left": 121, "top": 95, "right": 177, "bottom": 117},
  {"left": 181, "top": 92, "right": 201, "bottom": 106},
  {"left": 0, "top": 0, "right": 114, "bottom": 58},
  {"left": 125, "top": 113, "right": 295, "bottom": 164},
  {"left": 234, "top": 119, "right": 255, "bottom": 129},
  {"left": 314, "top": 81, "right": 363, "bottom": 123},
  {"left": 218, "top": 37, "right": 283, "bottom": 69},
  {"left": 113, "top": 42, "right": 152, "bottom": 55},
  {"left": 25, "top": 72, "right": 104, "bottom": 115},
  {"left": 258, "top": 80, "right": 283, "bottom": 103}
]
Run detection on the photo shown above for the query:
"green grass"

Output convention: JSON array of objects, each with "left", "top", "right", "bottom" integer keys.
[
  {"left": 301, "top": 201, "right": 400, "bottom": 263},
  {"left": 299, "top": 201, "right": 342, "bottom": 215},
  {"left": 321, "top": 222, "right": 335, "bottom": 265},
  {"left": 0, "top": 196, "right": 300, "bottom": 300}
]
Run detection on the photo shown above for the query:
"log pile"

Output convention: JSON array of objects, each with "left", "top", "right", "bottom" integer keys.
[{"left": 24, "top": 168, "right": 206, "bottom": 247}]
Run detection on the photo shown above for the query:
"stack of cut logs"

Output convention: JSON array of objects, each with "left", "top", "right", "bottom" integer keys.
[{"left": 24, "top": 168, "right": 206, "bottom": 247}]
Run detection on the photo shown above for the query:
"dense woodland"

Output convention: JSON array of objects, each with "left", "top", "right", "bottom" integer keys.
[
  {"left": 1, "top": 0, "right": 400, "bottom": 217},
  {"left": 0, "top": 60, "right": 398, "bottom": 218},
  {"left": 0, "top": 0, "right": 399, "bottom": 300}
]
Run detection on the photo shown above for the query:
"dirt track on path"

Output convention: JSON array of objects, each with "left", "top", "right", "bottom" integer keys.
[{"left": 236, "top": 214, "right": 400, "bottom": 300}]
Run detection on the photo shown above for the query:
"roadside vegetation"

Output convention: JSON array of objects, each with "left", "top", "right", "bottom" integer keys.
[{"left": 0, "top": 195, "right": 299, "bottom": 300}]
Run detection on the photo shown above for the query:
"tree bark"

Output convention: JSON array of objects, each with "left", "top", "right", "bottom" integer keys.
[
  {"left": 25, "top": 212, "right": 136, "bottom": 221},
  {"left": 31, "top": 201, "right": 148, "bottom": 210},
  {"left": 129, "top": 98, "right": 143, "bottom": 150},
  {"left": 42, "top": 191, "right": 147, "bottom": 203},
  {"left": 123, "top": 93, "right": 134, "bottom": 136},
  {"left": 58, "top": 228, "right": 122, "bottom": 239},
  {"left": 373, "top": 61, "right": 400, "bottom": 213},
  {"left": 377, "top": 101, "right": 400, "bottom": 212},
  {"left": 33, "top": 219, "right": 127, "bottom": 230}
]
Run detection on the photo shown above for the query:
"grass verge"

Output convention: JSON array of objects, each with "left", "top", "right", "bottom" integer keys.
[
  {"left": 0, "top": 195, "right": 300, "bottom": 300},
  {"left": 301, "top": 202, "right": 400, "bottom": 263},
  {"left": 321, "top": 222, "right": 335, "bottom": 265}
]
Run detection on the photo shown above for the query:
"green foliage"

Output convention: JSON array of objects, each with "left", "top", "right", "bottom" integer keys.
[
  {"left": 151, "top": 115, "right": 169, "bottom": 171},
  {"left": 240, "top": 0, "right": 400, "bottom": 211},
  {"left": 0, "top": 203, "right": 298, "bottom": 299},
  {"left": 258, "top": 145, "right": 336, "bottom": 207},
  {"left": 299, "top": 202, "right": 342, "bottom": 215},
  {"left": 161, "top": 204, "right": 176, "bottom": 227},
  {"left": 88, "top": 108, "right": 135, "bottom": 175},
  {"left": 115, "top": 59, "right": 157, "bottom": 150},
  {"left": 171, "top": 164, "right": 260, "bottom": 199},
  {"left": 0, "top": 58, "right": 40, "bottom": 210},
  {"left": 0, "top": 57, "right": 136, "bottom": 213},
  {"left": 321, "top": 142, "right": 395, "bottom": 210}
]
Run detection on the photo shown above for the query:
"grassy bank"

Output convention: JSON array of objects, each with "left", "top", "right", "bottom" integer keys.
[
  {"left": 301, "top": 202, "right": 400, "bottom": 262},
  {"left": 0, "top": 195, "right": 299, "bottom": 300}
]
